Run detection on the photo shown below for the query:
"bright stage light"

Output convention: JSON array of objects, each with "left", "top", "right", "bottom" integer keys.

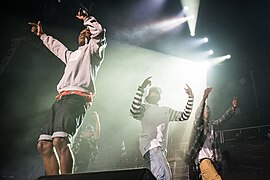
[
  {"left": 206, "top": 54, "right": 232, "bottom": 67},
  {"left": 180, "top": 0, "right": 201, "bottom": 37},
  {"left": 190, "top": 32, "right": 195, "bottom": 36},
  {"left": 225, "top": 54, "right": 231, "bottom": 59},
  {"left": 203, "top": 37, "right": 208, "bottom": 43},
  {"left": 188, "top": 37, "right": 210, "bottom": 47},
  {"left": 208, "top": 50, "right": 214, "bottom": 55}
]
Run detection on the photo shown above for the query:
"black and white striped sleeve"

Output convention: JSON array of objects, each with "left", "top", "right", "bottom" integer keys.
[
  {"left": 129, "top": 86, "right": 145, "bottom": 120},
  {"left": 169, "top": 95, "right": 194, "bottom": 121},
  {"left": 180, "top": 95, "right": 194, "bottom": 121}
]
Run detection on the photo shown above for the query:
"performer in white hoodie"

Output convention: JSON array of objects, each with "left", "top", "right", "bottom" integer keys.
[{"left": 28, "top": 8, "right": 107, "bottom": 175}]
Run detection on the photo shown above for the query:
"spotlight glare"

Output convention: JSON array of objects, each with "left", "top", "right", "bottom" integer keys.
[
  {"left": 226, "top": 54, "right": 231, "bottom": 59},
  {"left": 203, "top": 37, "right": 208, "bottom": 43},
  {"left": 190, "top": 32, "right": 195, "bottom": 37},
  {"left": 208, "top": 50, "right": 214, "bottom": 55}
]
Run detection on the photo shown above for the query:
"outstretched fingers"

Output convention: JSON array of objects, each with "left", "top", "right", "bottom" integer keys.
[{"left": 184, "top": 84, "right": 193, "bottom": 96}]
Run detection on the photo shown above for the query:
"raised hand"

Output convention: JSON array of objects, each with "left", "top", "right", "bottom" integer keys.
[
  {"left": 141, "top": 76, "right": 152, "bottom": 89},
  {"left": 76, "top": 8, "right": 89, "bottom": 21},
  {"left": 203, "top": 87, "right": 213, "bottom": 99},
  {"left": 184, "top": 84, "right": 193, "bottom": 97},
  {"left": 28, "top": 21, "right": 43, "bottom": 37}
]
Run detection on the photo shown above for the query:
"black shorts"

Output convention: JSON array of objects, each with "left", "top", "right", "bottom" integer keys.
[{"left": 38, "top": 94, "right": 89, "bottom": 142}]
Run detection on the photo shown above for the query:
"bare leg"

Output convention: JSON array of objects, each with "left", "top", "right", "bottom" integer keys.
[
  {"left": 53, "top": 137, "right": 74, "bottom": 174},
  {"left": 37, "top": 140, "right": 60, "bottom": 175}
]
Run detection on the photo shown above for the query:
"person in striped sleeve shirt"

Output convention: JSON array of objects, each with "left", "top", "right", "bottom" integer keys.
[{"left": 130, "top": 76, "right": 194, "bottom": 180}]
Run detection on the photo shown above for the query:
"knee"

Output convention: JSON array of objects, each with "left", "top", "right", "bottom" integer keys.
[
  {"left": 37, "top": 140, "right": 53, "bottom": 156},
  {"left": 53, "top": 137, "right": 69, "bottom": 152}
]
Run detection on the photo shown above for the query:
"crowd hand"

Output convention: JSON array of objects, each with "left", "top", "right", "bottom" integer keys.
[
  {"left": 184, "top": 84, "right": 193, "bottom": 97},
  {"left": 28, "top": 21, "right": 44, "bottom": 37},
  {"left": 141, "top": 76, "right": 152, "bottom": 89},
  {"left": 231, "top": 97, "right": 238, "bottom": 110},
  {"left": 203, "top": 87, "right": 213, "bottom": 99}
]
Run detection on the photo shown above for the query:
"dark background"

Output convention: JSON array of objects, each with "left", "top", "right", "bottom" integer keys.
[{"left": 0, "top": 0, "right": 269, "bottom": 179}]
